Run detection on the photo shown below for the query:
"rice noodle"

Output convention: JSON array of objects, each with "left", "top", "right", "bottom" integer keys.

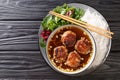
[{"left": 81, "top": 9, "right": 109, "bottom": 67}]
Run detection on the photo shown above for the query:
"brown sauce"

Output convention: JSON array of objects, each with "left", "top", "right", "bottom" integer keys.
[{"left": 47, "top": 26, "right": 93, "bottom": 72}]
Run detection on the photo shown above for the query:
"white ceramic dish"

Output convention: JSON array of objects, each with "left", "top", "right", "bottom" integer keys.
[{"left": 46, "top": 25, "right": 96, "bottom": 76}]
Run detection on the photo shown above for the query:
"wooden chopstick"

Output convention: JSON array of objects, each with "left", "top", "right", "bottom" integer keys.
[
  {"left": 49, "top": 11, "right": 113, "bottom": 35},
  {"left": 49, "top": 11, "right": 113, "bottom": 38},
  {"left": 78, "top": 20, "right": 114, "bottom": 35}
]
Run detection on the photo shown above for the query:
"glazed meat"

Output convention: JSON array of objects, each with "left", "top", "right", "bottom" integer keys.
[
  {"left": 53, "top": 46, "right": 68, "bottom": 63},
  {"left": 61, "top": 31, "right": 76, "bottom": 47},
  {"left": 65, "top": 51, "right": 81, "bottom": 68},
  {"left": 75, "top": 37, "right": 91, "bottom": 55}
]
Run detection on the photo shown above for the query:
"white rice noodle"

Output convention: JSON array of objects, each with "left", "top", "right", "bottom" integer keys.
[{"left": 81, "top": 9, "right": 109, "bottom": 67}]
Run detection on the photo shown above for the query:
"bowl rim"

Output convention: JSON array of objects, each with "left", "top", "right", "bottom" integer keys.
[{"left": 45, "top": 24, "right": 97, "bottom": 75}]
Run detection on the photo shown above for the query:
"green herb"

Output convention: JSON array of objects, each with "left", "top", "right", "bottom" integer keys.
[
  {"left": 40, "top": 3, "right": 85, "bottom": 48},
  {"left": 40, "top": 38, "right": 46, "bottom": 48},
  {"left": 73, "top": 8, "right": 85, "bottom": 20},
  {"left": 42, "top": 15, "right": 57, "bottom": 31},
  {"left": 42, "top": 4, "right": 85, "bottom": 31}
]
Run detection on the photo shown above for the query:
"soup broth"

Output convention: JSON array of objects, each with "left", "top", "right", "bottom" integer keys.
[{"left": 47, "top": 26, "right": 93, "bottom": 72}]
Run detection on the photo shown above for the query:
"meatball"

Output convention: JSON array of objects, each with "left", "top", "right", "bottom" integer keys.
[
  {"left": 53, "top": 46, "right": 68, "bottom": 63},
  {"left": 61, "top": 31, "right": 76, "bottom": 47},
  {"left": 75, "top": 37, "right": 91, "bottom": 55},
  {"left": 65, "top": 51, "right": 81, "bottom": 68}
]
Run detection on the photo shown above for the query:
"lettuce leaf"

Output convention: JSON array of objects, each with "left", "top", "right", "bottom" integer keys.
[{"left": 41, "top": 3, "right": 85, "bottom": 48}]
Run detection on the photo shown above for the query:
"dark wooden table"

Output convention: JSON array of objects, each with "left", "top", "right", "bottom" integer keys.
[{"left": 0, "top": 0, "right": 119, "bottom": 80}]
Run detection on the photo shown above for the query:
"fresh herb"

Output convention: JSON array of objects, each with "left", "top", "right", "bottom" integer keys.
[
  {"left": 74, "top": 8, "right": 85, "bottom": 20},
  {"left": 40, "top": 38, "right": 46, "bottom": 48},
  {"left": 40, "top": 3, "right": 85, "bottom": 48}
]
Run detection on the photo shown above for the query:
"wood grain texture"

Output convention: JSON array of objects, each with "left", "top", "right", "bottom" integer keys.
[
  {"left": 0, "top": 0, "right": 119, "bottom": 21},
  {"left": 0, "top": 51, "right": 119, "bottom": 79},
  {"left": 0, "top": 21, "right": 39, "bottom": 51}
]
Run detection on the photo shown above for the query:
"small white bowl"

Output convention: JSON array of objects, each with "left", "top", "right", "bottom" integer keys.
[{"left": 46, "top": 25, "right": 96, "bottom": 76}]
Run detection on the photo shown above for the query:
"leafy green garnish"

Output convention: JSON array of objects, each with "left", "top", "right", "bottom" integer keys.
[
  {"left": 40, "top": 38, "right": 46, "bottom": 48},
  {"left": 41, "top": 3, "right": 85, "bottom": 48},
  {"left": 42, "top": 15, "right": 57, "bottom": 31},
  {"left": 42, "top": 3, "right": 85, "bottom": 31},
  {"left": 73, "top": 8, "right": 85, "bottom": 20}
]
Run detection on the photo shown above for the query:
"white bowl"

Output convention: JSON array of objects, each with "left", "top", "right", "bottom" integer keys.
[{"left": 46, "top": 25, "right": 96, "bottom": 76}]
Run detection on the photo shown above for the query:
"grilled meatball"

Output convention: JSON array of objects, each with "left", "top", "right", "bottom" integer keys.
[
  {"left": 75, "top": 37, "right": 91, "bottom": 55},
  {"left": 61, "top": 31, "right": 76, "bottom": 47},
  {"left": 53, "top": 46, "right": 68, "bottom": 63},
  {"left": 65, "top": 51, "right": 81, "bottom": 68}
]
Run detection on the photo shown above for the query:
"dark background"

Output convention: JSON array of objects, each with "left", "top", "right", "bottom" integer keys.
[{"left": 0, "top": 0, "right": 119, "bottom": 80}]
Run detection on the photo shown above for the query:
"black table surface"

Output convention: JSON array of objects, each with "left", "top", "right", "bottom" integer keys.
[{"left": 0, "top": 0, "right": 120, "bottom": 80}]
